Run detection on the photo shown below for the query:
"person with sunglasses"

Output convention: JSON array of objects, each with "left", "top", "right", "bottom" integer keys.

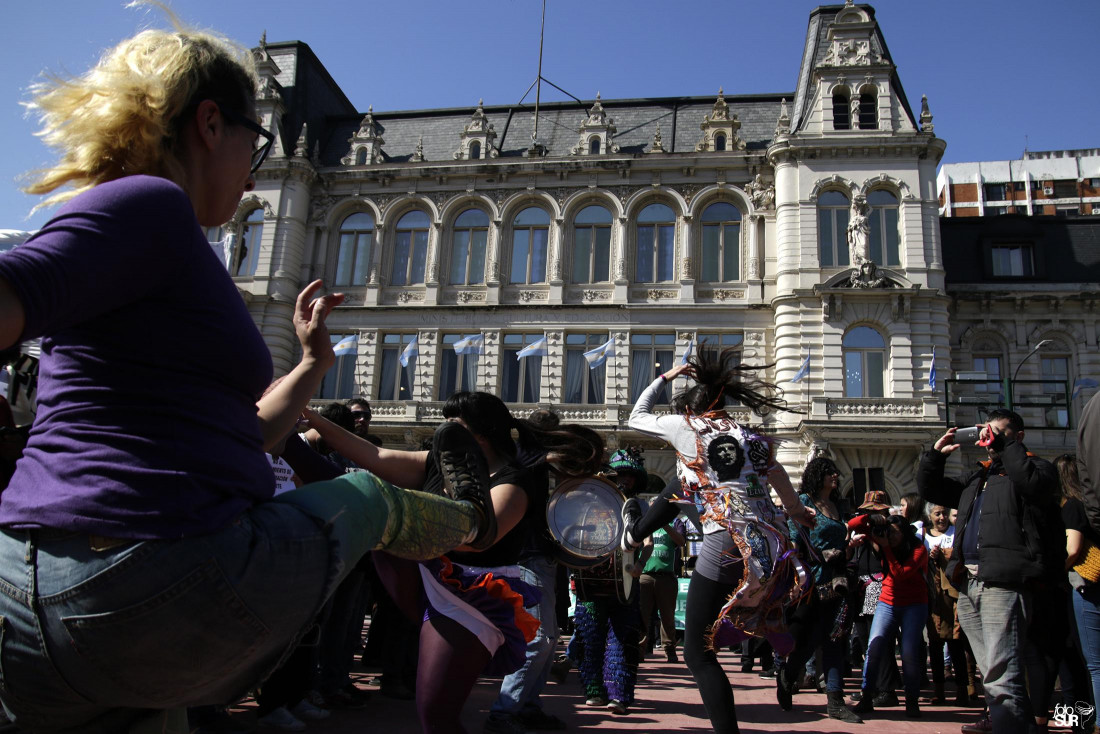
[{"left": 0, "top": 14, "right": 496, "bottom": 734}]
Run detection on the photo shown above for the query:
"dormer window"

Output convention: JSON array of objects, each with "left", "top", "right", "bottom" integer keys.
[
  {"left": 991, "top": 244, "right": 1034, "bottom": 277},
  {"left": 833, "top": 89, "right": 851, "bottom": 130},
  {"left": 469, "top": 141, "right": 481, "bottom": 160},
  {"left": 714, "top": 133, "right": 727, "bottom": 152},
  {"left": 355, "top": 148, "right": 367, "bottom": 165},
  {"left": 589, "top": 137, "right": 601, "bottom": 155}
]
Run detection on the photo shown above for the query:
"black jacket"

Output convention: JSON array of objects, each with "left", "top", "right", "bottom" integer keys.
[{"left": 916, "top": 440, "right": 1063, "bottom": 587}]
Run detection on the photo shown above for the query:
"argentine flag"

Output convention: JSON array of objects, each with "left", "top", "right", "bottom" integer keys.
[
  {"left": 1073, "top": 377, "right": 1099, "bottom": 401},
  {"left": 790, "top": 354, "right": 810, "bottom": 383},
  {"left": 929, "top": 346, "right": 937, "bottom": 392},
  {"left": 399, "top": 336, "right": 419, "bottom": 367},
  {"left": 680, "top": 339, "right": 695, "bottom": 365},
  {"left": 583, "top": 337, "right": 616, "bottom": 369},
  {"left": 333, "top": 334, "right": 358, "bottom": 357},
  {"left": 517, "top": 336, "right": 549, "bottom": 360},
  {"left": 454, "top": 334, "right": 485, "bottom": 355}
]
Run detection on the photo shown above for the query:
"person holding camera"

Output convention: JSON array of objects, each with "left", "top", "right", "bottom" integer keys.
[
  {"left": 918, "top": 409, "right": 1061, "bottom": 734},
  {"left": 847, "top": 512, "right": 929, "bottom": 719},
  {"left": 776, "top": 456, "right": 862, "bottom": 723}
]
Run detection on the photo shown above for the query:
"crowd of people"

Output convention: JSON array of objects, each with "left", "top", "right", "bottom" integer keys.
[{"left": 2, "top": 10, "right": 1100, "bottom": 734}]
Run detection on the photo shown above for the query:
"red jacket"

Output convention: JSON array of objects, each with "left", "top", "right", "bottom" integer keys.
[{"left": 848, "top": 514, "right": 929, "bottom": 607}]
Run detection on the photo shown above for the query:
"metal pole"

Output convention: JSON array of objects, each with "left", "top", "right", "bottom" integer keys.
[
  {"left": 533, "top": 0, "right": 546, "bottom": 146},
  {"left": 1010, "top": 339, "right": 1051, "bottom": 411}
]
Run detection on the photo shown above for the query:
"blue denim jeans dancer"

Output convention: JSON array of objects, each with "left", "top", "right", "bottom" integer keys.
[
  {"left": 1072, "top": 584, "right": 1100, "bottom": 724},
  {"left": 861, "top": 600, "right": 928, "bottom": 701},
  {"left": 487, "top": 556, "right": 560, "bottom": 727},
  {"left": 956, "top": 579, "right": 1034, "bottom": 732},
  {"left": 0, "top": 472, "right": 480, "bottom": 734}
]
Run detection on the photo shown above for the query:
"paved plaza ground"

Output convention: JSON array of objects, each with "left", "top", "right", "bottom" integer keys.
[{"left": 227, "top": 642, "right": 1015, "bottom": 734}]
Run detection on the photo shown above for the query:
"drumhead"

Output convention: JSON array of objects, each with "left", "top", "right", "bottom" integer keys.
[{"left": 546, "top": 476, "right": 625, "bottom": 565}]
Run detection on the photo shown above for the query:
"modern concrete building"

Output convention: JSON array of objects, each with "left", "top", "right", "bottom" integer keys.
[
  {"left": 212, "top": 2, "right": 1090, "bottom": 499},
  {"left": 938, "top": 149, "right": 1100, "bottom": 218}
]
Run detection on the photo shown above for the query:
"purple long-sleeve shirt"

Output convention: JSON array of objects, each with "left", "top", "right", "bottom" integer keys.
[{"left": 0, "top": 176, "right": 275, "bottom": 538}]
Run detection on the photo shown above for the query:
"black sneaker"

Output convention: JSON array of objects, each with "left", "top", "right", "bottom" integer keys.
[
  {"left": 776, "top": 667, "right": 793, "bottom": 711},
  {"left": 620, "top": 497, "right": 643, "bottom": 552},
  {"left": 485, "top": 713, "right": 529, "bottom": 734},
  {"left": 435, "top": 421, "right": 496, "bottom": 550},
  {"left": 516, "top": 707, "right": 567, "bottom": 731}
]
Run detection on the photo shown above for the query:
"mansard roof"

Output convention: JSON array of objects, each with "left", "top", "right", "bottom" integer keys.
[
  {"left": 789, "top": 3, "right": 917, "bottom": 134},
  {"left": 314, "top": 94, "right": 790, "bottom": 166},
  {"left": 940, "top": 215, "right": 1100, "bottom": 285}
]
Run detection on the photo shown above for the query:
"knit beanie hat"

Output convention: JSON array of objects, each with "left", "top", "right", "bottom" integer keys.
[{"left": 609, "top": 447, "right": 647, "bottom": 487}]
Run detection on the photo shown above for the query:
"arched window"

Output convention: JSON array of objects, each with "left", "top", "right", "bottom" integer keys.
[
  {"left": 636, "top": 203, "right": 675, "bottom": 283},
  {"left": 867, "top": 190, "right": 900, "bottom": 266},
  {"left": 510, "top": 207, "right": 550, "bottom": 284},
  {"left": 355, "top": 148, "right": 367, "bottom": 165},
  {"left": 469, "top": 141, "right": 481, "bottom": 160},
  {"left": 818, "top": 191, "right": 850, "bottom": 267},
  {"left": 391, "top": 210, "right": 430, "bottom": 286},
  {"left": 858, "top": 90, "right": 877, "bottom": 130},
  {"left": 714, "top": 133, "right": 727, "bottom": 152},
  {"left": 700, "top": 202, "right": 741, "bottom": 282},
  {"left": 450, "top": 209, "right": 489, "bottom": 285},
  {"left": 589, "top": 137, "right": 601, "bottom": 155},
  {"left": 334, "top": 212, "right": 374, "bottom": 286},
  {"left": 833, "top": 88, "right": 851, "bottom": 130},
  {"left": 843, "top": 326, "right": 886, "bottom": 398},
  {"left": 235, "top": 208, "right": 264, "bottom": 276},
  {"left": 572, "top": 205, "right": 612, "bottom": 283}
]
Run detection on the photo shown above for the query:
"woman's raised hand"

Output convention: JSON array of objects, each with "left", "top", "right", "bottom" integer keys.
[
  {"left": 662, "top": 363, "right": 694, "bottom": 382},
  {"left": 294, "top": 280, "right": 345, "bottom": 365}
]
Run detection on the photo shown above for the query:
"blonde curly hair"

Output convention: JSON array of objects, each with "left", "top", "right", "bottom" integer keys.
[{"left": 23, "top": 6, "right": 257, "bottom": 209}]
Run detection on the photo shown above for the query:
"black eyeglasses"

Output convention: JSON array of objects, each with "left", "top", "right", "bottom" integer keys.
[
  {"left": 353, "top": 413, "right": 371, "bottom": 422},
  {"left": 218, "top": 104, "right": 275, "bottom": 174}
]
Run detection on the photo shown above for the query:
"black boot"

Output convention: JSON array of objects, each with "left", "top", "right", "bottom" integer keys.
[
  {"left": 827, "top": 691, "right": 863, "bottom": 723},
  {"left": 851, "top": 689, "right": 875, "bottom": 715},
  {"left": 776, "top": 666, "right": 793, "bottom": 711},
  {"left": 904, "top": 696, "right": 921, "bottom": 718},
  {"left": 434, "top": 422, "right": 496, "bottom": 550}
]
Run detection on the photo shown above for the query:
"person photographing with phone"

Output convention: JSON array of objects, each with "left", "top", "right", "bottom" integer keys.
[{"left": 917, "top": 410, "right": 1062, "bottom": 734}]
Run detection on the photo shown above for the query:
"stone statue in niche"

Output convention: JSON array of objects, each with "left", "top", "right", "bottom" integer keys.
[
  {"left": 846, "top": 194, "right": 870, "bottom": 267},
  {"left": 745, "top": 174, "right": 775, "bottom": 210}
]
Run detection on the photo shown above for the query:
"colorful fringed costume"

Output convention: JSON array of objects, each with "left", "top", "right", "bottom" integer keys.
[{"left": 627, "top": 378, "right": 811, "bottom": 656}]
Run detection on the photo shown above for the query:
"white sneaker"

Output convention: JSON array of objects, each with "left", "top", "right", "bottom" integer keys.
[
  {"left": 257, "top": 705, "right": 306, "bottom": 731},
  {"left": 291, "top": 699, "right": 331, "bottom": 721}
]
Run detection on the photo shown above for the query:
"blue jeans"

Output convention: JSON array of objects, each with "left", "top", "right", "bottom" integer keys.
[
  {"left": 0, "top": 473, "right": 476, "bottom": 733},
  {"left": 1073, "top": 584, "right": 1100, "bottom": 716},
  {"left": 490, "top": 555, "right": 559, "bottom": 716},
  {"left": 957, "top": 578, "right": 1033, "bottom": 733},
  {"left": 862, "top": 600, "right": 927, "bottom": 700}
]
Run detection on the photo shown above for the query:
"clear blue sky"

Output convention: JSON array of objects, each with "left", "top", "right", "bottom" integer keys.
[{"left": 3, "top": 1, "right": 1096, "bottom": 229}]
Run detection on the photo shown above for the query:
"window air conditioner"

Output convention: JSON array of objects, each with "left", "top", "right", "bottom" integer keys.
[{"left": 1043, "top": 186, "right": 1054, "bottom": 196}]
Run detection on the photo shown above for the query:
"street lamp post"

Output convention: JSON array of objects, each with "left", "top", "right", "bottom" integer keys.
[{"left": 1008, "top": 338, "right": 1052, "bottom": 409}]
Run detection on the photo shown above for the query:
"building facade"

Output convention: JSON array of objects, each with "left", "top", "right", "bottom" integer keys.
[
  {"left": 216, "top": 2, "right": 1090, "bottom": 500},
  {"left": 938, "top": 149, "right": 1100, "bottom": 218}
]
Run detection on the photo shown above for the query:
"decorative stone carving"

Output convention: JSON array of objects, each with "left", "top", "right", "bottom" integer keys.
[
  {"left": 647, "top": 289, "right": 677, "bottom": 300},
  {"left": 774, "top": 97, "right": 790, "bottom": 138},
  {"left": 711, "top": 289, "right": 745, "bottom": 301},
  {"left": 308, "top": 194, "right": 339, "bottom": 224},
  {"left": 846, "top": 194, "right": 870, "bottom": 266},
  {"left": 744, "top": 174, "right": 775, "bottom": 210},
  {"left": 411, "top": 136, "right": 425, "bottom": 163},
  {"left": 826, "top": 399, "right": 922, "bottom": 417},
  {"left": 748, "top": 257, "right": 760, "bottom": 279},
  {"left": 845, "top": 260, "right": 894, "bottom": 289},
  {"left": 396, "top": 291, "right": 424, "bottom": 303},
  {"left": 454, "top": 100, "right": 499, "bottom": 160},
  {"left": 647, "top": 123, "right": 665, "bottom": 154},
  {"left": 614, "top": 257, "right": 626, "bottom": 281},
  {"left": 582, "top": 290, "right": 612, "bottom": 302},
  {"left": 823, "top": 38, "right": 882, "bottom": 67},
  {"left": 677, "top": 332, "right": 694, "bottom": 341},
  {"left": 293, "top": 124, "right": 309, "bottom": 158},
  {"left": 343, "top": 106, "right": 385, "bottom": 165},
  {"left": 822, "top": 293, "right": 839, "bottom": 321},
  {"left": 695, "top": 88, "right": 746, "bottom": 152},
  {"left": 456, "top": 291, "right": 485, "bottom": 303},
  {"left": 571, "top": 93, "right": 621, "bottom": 156},
  {"left": 518, "top": 290, "right": 547, "bottom": 302},
  {"left": 680, "top": 256, "right": 692, "bottom": 280},
  {"left": 919, "top": 95, "right": 934, "bottom": 133},
  {"left": 368, "top": 264, "right": 380, "bottom": 285}
]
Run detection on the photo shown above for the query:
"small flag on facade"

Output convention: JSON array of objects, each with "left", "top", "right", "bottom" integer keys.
[
  {"left": 790, "top": 354, "right": 810, "bottom": 383},
  {"left": 516, "top": 336, "right": 549, "bottom": 360},
  {"left": 399, "top": 336, "right": 419, "bottom": 367},
  {"left": 929, "top": 346, "right": 937, "bottom": 392},
  {"left": 583, "top": 337, "right": 617, "bottom": 368},
  {"left": 681, "top": 339, "right": 695, "bottom": 365},
  {"left": 333, "top": 334, "right": 358, "bottom": 357},
  {"left": 453, "top": 334, "right": 485, "bottom": 355},
  {"left": 1073, "top": 377, "right": 1099, "bottom": 400}
]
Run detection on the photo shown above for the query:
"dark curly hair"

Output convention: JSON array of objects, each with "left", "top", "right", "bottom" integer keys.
[
  {"left": 670, "top": 341, "right": 793, "bottom": 418},
  {"left": 442, "top": 392, "right": 604, "bottom": 477},
  {"left": 801, "top": 456, "right": 840, "bottom": 499}
]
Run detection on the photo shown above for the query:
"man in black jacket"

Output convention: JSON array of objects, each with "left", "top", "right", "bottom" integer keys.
[{"left": 917, "top": 409, "right": 1060, "bottom": 734}]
